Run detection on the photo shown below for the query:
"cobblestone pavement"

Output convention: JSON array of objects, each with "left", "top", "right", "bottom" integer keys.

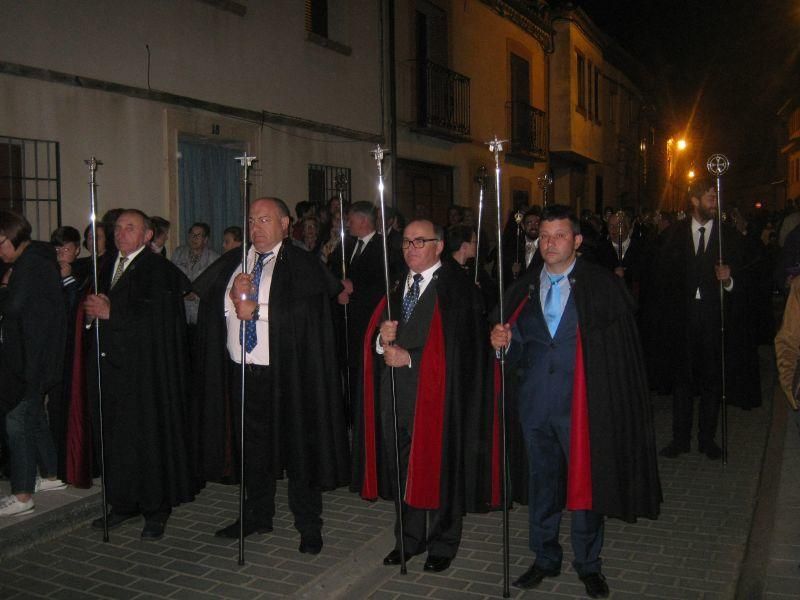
[{"left": 0, "top": 349, "right": 791, "bottom": 599}]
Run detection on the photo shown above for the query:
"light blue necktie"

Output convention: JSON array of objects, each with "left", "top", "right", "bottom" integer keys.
[
  {"left": 402, "top": 273, "right": 423, "bottom": 323},
  {"left": 544, "top": 274, "right": 565, "bottom": 337},
  {"left": 243, "top": 251, "right": 273, "bottom": 353}
]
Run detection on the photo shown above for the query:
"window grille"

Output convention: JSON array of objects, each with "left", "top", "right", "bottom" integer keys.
[
  {"left": 0, "top": 136, "right": 60, "bottom": 240},
  {"left": 308, "top": 164, "right": 351, "bottom": 208}
]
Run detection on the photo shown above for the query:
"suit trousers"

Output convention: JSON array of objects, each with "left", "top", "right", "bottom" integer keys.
[
  {"left": 671, "top": 300, "right": 722, "bottom": 446},
  {"left": 231, "top": 362, "right": 322, "bottom": 535},
  {"left": 386, "top": 426, "right": 462, "bottom": 558},
  {"left": 523, "top": 419, "right": 604, "bottom": 576}
]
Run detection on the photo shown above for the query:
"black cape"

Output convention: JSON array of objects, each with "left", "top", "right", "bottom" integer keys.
[
  {"left": 90, "top": 248, "right": 196, "bottom": 511},
  {"left": 193, "top": 242, "right": 350, "bottom": 488},
  {"left": 351, "top": 261, "right": 496, "bottom": 519},
  {"left": 501, "top": 258, "right": 662, "bottom": 522}
]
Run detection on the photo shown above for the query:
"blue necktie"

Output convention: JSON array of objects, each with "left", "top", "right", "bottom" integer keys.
[
  {"left": 243, "top": 251, "right": 273, "bottom": 353},
  {"left": 544, "top": 274, "right": 565, "bottom": 337},
  {"left": 402, "top": 273, "right": 423, "bottom": 323}
]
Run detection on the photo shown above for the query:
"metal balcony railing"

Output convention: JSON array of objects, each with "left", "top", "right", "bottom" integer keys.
[
  {"left": 505, "top": 101, "right": 547, "bottom": 160},
  {"left": 416, "top": 60, "right": 470, "bottom": 138}
]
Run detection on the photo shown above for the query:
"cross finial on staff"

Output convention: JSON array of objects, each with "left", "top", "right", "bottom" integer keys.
[
  {"left": 487, "top": 136, "right": 507, "bottom": 156},
  {"left": 537, "top": 172, "right": 553, "bottom": 189},
  {"left": 370, "top": 145, "right": 389, "bottom": 164},
  {"left": 84, "top": 156, "right": 103, "bottom": 176},
  {"left": 335, "top": 172, "right": 349, "bottom": 192},
  {"left": 234, "top": 152, "right": 257, "bottom": 169},
  {"left": 706, "top": 154, "right": 730, "bottom": 177}
]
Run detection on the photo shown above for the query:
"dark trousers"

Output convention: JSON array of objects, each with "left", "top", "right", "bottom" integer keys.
[
  {"left": 523, "top": 420, "right": 604, "bottom": 576},
  {"left": 231, "top": 362, "right": 322, "bottom": 535},
  {"left": 672, "top": 300, "right": 722, "bottom": 447},
  {"left": 386, "top": 426, "right": 462, "bottom": 558}
]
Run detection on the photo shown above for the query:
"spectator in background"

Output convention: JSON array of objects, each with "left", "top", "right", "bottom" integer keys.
[
  {"left": 172, "top": 222, "right": 220, "bottom": 325},
  {"left": 48, "top": 226, "right": 84, "bottom": 483},
  {"left": 149, "top": 216, "right": 170, "bottom": 257},
  {"left": 222, "top": 226, "right": 242, "bottom": 253},
  {"left": 0, "top": 211, "right": 67, "bottom": 517}
]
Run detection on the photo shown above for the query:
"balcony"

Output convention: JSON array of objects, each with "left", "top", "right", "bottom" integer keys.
[
  {"left": 505, "top": 101, "right": 547, "bottom": 163},
  {"left": 412, "top": 60, "right": 471, "bottom": 142}
]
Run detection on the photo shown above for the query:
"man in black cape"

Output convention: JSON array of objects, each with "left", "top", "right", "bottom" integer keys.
[
  {"left": 194, "top": 197, "right": 349, "bottom": 554},
  {"left": 352, "top": 219, "right": 498, "bottom": 573},
  {"left": 491, "top": 205, "right": 661, "bottom": 597},
  {"left": 649, "top": 178, "right": 744, "bottom": 459},
  {"left": 84, "top": 209, "right": 196, "bottom": 540}
]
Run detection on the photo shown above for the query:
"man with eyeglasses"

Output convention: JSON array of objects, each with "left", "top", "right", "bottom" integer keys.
[
  {"left": 490, "top": 205, "right": 661, "bottom": 598},
  {"left": 353, "top": 219, "right": 493, "bottom": 573},
  {"left": 193, "top": 197, "right": 349, "bottom": 556},
  {"left": 172, "top": 222, "right": 219, "bottom": 326}
]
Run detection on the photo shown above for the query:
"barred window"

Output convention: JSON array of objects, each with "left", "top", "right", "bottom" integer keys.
[{"left": 308, "top": 164, "right": 351, "bottom": 208}]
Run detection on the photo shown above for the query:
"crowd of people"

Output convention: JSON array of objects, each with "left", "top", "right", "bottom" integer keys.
[{"left": 0, "top": 175, "right": 793, "bottom": 598}]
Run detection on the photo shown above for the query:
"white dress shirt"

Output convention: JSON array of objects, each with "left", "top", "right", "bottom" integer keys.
[{"left": 225, "top": 242, "right": 281, "bottom": 365}]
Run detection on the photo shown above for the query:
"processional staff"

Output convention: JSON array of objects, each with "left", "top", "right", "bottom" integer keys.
[
  {"left": 707, "top": 153, "right": 730, "bottom": 465},
  {"left": 474, "top": 165, "right": 487, "bottom": 286},
  {"left": 370, "top": 145, "right": 408, "bottom": 575},
  {"left": 335, "top": 174, "right": 353, "bottom": 425},
  {"left": 488, "top": 136, "right": 512, "bottom": 598},
  {"left": 234, "top": 152, "right": 257, "bottom": 565},
  {"left": 85, "top": 156, "right": 110, "bottom": 543},
  {"left": 537, "top": 171, "right": 553, "bottom": 208},
  {"left": 615, "top": 210, "right": 625, "bottom": 265}
]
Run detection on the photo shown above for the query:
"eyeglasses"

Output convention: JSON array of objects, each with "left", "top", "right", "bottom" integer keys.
[
  {"left": 248, "top": 216, "right": 274, "bottom": 225},
  {"left": 401, "top": 237, "right": 440, "bottom": 249}
]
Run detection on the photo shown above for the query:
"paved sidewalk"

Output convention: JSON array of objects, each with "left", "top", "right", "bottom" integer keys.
[{"left": 0, "top": 347, "right": 793, "bottom": 599}]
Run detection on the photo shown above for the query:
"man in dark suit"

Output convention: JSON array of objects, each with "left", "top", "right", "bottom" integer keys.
[
  {"left": 597, "top": 211, "right": 645, "bottom": 299},
  {"left": 331, "top": 202, "right": 389, "bottom": 420},
  {"left": 652, "top": 178, "right": 742, "bottom": 460},
  {"left": 353, "top": 219, "right": 492, "bottom": 574},
  {"left": 84, "top": 209, "right": 196, "bottom": 539},
  {"left": 491, "top": 205, "right": 661, "bottom": 598}
]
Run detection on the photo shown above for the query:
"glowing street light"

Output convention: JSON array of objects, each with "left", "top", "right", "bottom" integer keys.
[{"left": 676, "top": 138, "right": 687, "bottom": 151}]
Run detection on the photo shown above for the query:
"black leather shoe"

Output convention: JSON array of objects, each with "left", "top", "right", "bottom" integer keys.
[
  {"left": 659, "top": 441, "right": 690, "bottom": 458},
  {"left": 699, "top": 440, "right": 722, "bottom": 460},
  {"left": 215, "top": 520, "right": 273, "bottom": 539},
  {"left": 512, "top": 563, "right": 560, "bottom": 589},
  {"left": 579, "top": 572, "right": 609, "bottom": 598},
  {"left": 91, "top": 511, "right": 139, "bottom": 531},
  {"left": 299, "top": 531, "right": 323, "bottom": 555},
  {"left": 383, "top": 549, "right": 415, "bottom": 565},
  {"left": 423, "top": 555, "right": 452, "bottom": 572},
  {"left": 141, "top": 519, "right": 166, "bottom": 541}
]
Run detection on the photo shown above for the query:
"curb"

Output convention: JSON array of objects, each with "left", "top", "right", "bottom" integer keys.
[{"left": 0, "top": 491, "right": 100, "bottom": 562}]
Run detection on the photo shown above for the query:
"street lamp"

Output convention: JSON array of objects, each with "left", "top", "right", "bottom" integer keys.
[{"left": 676, "top": 138, "right": 687, "bottom": 151}]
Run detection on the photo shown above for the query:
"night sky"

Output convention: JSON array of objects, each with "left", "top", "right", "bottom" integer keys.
[{"left": 577, "top": 0, "right": 800, "bottom": 185}]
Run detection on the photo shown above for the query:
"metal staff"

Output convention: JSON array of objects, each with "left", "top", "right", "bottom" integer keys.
[
  {"left": 336, "top": 174, "right": 353, "bottom": 425},
  {"left": 370, "top": 145, "right": 407, "bottom": 575},
  {"left": 616, "top": 210, "right": 625, "bottom": 265},
  {"left": 707, "top": 153, "right": 730, "bottom": 464},
  {"left": 234, "top": 152, "right": 257, "bottom": 565},
  {"left": 474, "top": 166, "right": 487, "bottom": 285},
  {"left": 513, "top": 211, "right": 523, "bottom": 278},
  {"left": 537, "top": 171, "right": 553, "bottom": 208},
  {"left": 85, "top": 157, "right": 109, "bottom": 543},
  {"left": 489, "top": 136, "right": 512, "bottom": 598}
]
